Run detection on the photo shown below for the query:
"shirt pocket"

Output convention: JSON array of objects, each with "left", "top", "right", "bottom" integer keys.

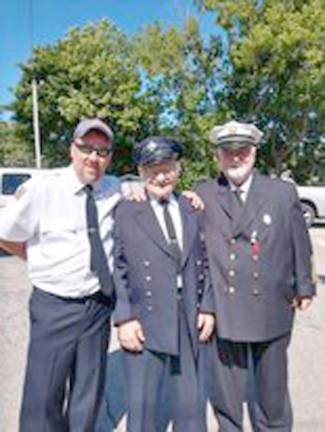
[{"left": 39, "top": 218, "right": 82, "bottom": 260}]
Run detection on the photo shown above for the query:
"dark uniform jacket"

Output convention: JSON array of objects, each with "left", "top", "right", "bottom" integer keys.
[
  {"left": 196, "top": 170, "right": 315, "bottom": 342},
  {"left": 113, "top": 196, "right": 214, "bottom": 357}
]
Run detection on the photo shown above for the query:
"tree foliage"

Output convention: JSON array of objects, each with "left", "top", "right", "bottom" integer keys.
[
  {"left": 0, "top": 121, "right": 34, "bottom": 167},
  {"left": 6, "top": 2, "right": 325, "bottom": 184},
  {"left": 11, "top": 20, "right": 160, "bottom": 170},
  {"left": 133, "top": 17, "right": 225, "bottom": 184},
  {"left": 197, "top": 0, "right": 325, "bottom": 181}
]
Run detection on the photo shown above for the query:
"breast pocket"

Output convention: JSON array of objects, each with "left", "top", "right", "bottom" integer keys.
[{"left": 40, "top": 218, "right": 82, "bottom": 260}]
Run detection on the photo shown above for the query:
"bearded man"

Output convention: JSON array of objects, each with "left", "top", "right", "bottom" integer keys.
[{"left": 195, "top": 120, "right": 315, "bottom": 432}]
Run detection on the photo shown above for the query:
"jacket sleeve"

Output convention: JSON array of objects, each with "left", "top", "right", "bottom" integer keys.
[
  {"left": 112, "top": 205, "right": 137, "bottom": 325},
  {"left": 197, "top": 214, "right": 216, "bottom": 315},
  {"left": 289, "top": 185, "right": 316, "bottom": 297}
]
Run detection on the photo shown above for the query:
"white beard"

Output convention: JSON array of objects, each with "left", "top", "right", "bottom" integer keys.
[{"left": 225, "top": 164, "right": 252, "bottom": 185}]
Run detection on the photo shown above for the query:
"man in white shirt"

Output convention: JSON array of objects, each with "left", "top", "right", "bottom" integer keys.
[{"left": 0, "top": 118, "right": 120, "bottom": 432}]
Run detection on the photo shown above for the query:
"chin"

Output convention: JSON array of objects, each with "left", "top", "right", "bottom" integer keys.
[
  {"left": 85, "top": 170, "right": 101, "bottom": 183},
  {"left": 149, "top": 185, "right": 173, "bottom": 199},
  {"left": 226, "top": 167, "right": 250, "bottom": 185}
]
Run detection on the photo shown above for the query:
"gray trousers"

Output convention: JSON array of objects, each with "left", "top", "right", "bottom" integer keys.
[
  {"left": 123, "top": 302, "right": 206, "bottom": 432},
  {"left": 19, "top": 287, "right": 112, "bottom": 432},
  {"left": 202, "top": 333, "right": 293, "bottom": 432}
]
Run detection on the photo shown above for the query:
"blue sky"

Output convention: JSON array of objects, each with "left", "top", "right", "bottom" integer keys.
[{"left": 0, "top": 0, "right": 215, "bottom": 119}]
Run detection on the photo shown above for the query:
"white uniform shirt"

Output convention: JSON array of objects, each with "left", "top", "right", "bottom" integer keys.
[
  {"left": 150, "top": 194, "right": 183, "bottom": 250},
  {"left": 150, "top": 194, "right": 183, "bottom": 288},
  {"left": 229, "top": 173, "right": 253, "bottom": 203},
  {"left": 0, "top": 165, "right": 121, "bottom": 298}
]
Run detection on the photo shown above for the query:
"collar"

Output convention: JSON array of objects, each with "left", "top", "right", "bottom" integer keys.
[
  {"left": 228, "top": 172, "right": 253, "bottom": 195},
  {"left": 67, "top": 165, "right": 104, "bottom": 195},
  {"left": 149, "top": 192, "right": 178, "bottom": 207}
]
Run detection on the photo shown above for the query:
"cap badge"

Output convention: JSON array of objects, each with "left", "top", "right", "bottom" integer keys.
[
  {"left": 147, "top": 141, "right": 157, "bottom": 152},
  {"left": 228, "top": 124, "right": 238, "bottom": 134},
  {"left": 263, "top": 213, "right": 272, "bottom": 225}
]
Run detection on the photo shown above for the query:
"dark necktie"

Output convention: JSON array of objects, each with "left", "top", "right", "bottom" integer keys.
[
  {"left": 232, "top": 187, "right": 244, "bottom": 213},
  {"left": 160, "top": 199, "right": 182, "bottom": 273},
  {"left": 85, "top": 185, "right": 114, "bottom": 298},
  {"left": 234, "top": 187, "right": 243, "bottom": 204},
  {"left": 229, "top": 187, "right": 244, "bottom": 231}
]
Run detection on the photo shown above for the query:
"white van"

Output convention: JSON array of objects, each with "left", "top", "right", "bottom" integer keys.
[{"left": 0, "top": 167, "right": 51, "bottom": 210}]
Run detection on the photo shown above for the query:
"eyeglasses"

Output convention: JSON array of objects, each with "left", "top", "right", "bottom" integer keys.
[
  {"left": 74, "top": 143, "right": 113, "bottom": 158},
  {"left": 218, "top": 146, "right": 252, "bottom": 159}
]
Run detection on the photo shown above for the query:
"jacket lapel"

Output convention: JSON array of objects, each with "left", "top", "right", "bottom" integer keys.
[
  {"left": 134, "top": 201, "right": 174, "bottom": 258},
  {"left": 215, "top": 175, "right": 233, "bottom": 220},
  {"left": 232, "top": 171, "right": 266, "bottom": 238},
  {"left": 178, "top": 197, "right": 197, "bottom": 267}
]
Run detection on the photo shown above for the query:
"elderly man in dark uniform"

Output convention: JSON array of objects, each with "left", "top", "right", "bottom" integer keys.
[
  {"left": 196, "top": 120, "right": 316, "bottom": 432},
  {"left": 113, "top": 136, "right": 215, "bottom": 432}
]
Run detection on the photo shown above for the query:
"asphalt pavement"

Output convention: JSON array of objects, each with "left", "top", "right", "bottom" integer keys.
[{"left": 1, "top": 227, "right": 324, "bottom": 431}]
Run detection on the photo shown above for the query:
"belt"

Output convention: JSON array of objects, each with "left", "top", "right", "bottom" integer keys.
[{"left": 33, "top": 286, "right": 112, "bottom": 306}]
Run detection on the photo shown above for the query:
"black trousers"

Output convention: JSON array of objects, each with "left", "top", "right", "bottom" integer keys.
[
  {"left": 202, "top": 333, "right": 293, "bottom": 432},
  {"left": 123, "top": 302, "right": 206, "bottom": 432},
  {"left": 19, "top": 287, "right": 112, "bottom": 432}
]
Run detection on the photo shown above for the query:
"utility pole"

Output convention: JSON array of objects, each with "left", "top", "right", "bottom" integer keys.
[
  {"left": 32, "top": 78, "right": 41, "bottom": 168},
  {"left": 29, "top": 0, "right": 42, "bottom": 168}
]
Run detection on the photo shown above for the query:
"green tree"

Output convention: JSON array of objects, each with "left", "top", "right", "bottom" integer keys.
[
  {"left": 0, "top": 121, "right": 34, "bottom": 167},
  {"left": 134, "top": 17, "right": 227, "bottom": 186},
  {"left": 197, "top": 0, "right": 325, "bottom": 181},
  {"left": 9, "top": 4, "right": 324, "bottom": 184},
  {"left": 11, "top": 20, "right": 160, "bottom": 170},
  {"left": 11, "top": 17, "right": 227, "bottom": 184}
]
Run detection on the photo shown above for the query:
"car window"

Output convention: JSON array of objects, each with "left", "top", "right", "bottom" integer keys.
[{"left": 2, "top": 174, "right": 31, "bottom": 195}]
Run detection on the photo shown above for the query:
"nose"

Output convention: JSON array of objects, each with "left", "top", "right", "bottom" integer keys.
[
  {"left": 155, "top": 172, "right": 166, "bottom": 183},
  {"left": 88, "top": 150, "right": 100, "bottom": 161}
]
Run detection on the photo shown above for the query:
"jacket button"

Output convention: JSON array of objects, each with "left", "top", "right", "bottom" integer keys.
[
  {"left": 252, "top": 255, "right": 259, "bottom": 261},
  {"left": 196, "top": 259, "right": 202, "bottom": 266},
  {"left": 144, "top": 260, "right": 150, "bottom": 267},
  {"left": 229, "top": 269, "right": 235, "bottom": 278},
  {"left": 253, "top": 271, "right": 259, "bottom": 279},
  {"left": 229, "top": 286, "right": 235, "bottom": 294},
  {"left": 253, "top": 288, "right": 260, "bottom": 296},
  {"left": 230, "top": 238, "right": 236, "bottom": 245},
  {"left": 145, "top": 275, "right": 152, "bottom": 282},
  {"left": 145, "top": 291, "right": 152, "bottom": 297},
  {"left": 198, "top": 273, "right": 204, "bottom": 281},
  {"left": 230, "top": 253, "right": 236, "bottom": 261},
  {"left": 147, "top": 305, "right": 153, "bottom": 311}
]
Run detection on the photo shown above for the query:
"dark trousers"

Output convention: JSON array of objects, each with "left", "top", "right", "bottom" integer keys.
[
  {"left": 123, "top": 303, "right": 206, "bottom": 432},
  {"left": 19, "top": 287, "right": 112, "bottom": 432},
  {"left": 204, "top": 333, "right": 292, "bottom": 432}
]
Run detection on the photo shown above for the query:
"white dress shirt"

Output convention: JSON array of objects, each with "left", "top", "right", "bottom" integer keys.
[
  {"left": 0, "top": 165, "right": 121, "bottom": 297},
  {"left": 150, "top": 194, "right": 183, "bottom": 250},
  {"left": 150, "top": 194, "right": 183, "bottom": 288},
  {"left": 228, "top": 173, "right": 253, "bottom": 203}
]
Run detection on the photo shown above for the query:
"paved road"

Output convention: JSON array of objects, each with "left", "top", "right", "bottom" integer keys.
[{"left": 1, "top": 227, "right": 324, "bottom": 431}]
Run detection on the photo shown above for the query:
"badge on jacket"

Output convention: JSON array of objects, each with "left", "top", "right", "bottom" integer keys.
[
  {"left": 250, "top": 230, "right": 260, "bottom": 257},
  {"left": 263, "top": 213, "right": 272, "bottom": 226}
]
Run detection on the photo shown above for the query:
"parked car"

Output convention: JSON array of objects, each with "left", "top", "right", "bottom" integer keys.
[
  {"left": 0, "top": 167, "right": 51, "bottom": 210},
  {"left": 296, "top": 184, "right": 325, "bottom": 227}
]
